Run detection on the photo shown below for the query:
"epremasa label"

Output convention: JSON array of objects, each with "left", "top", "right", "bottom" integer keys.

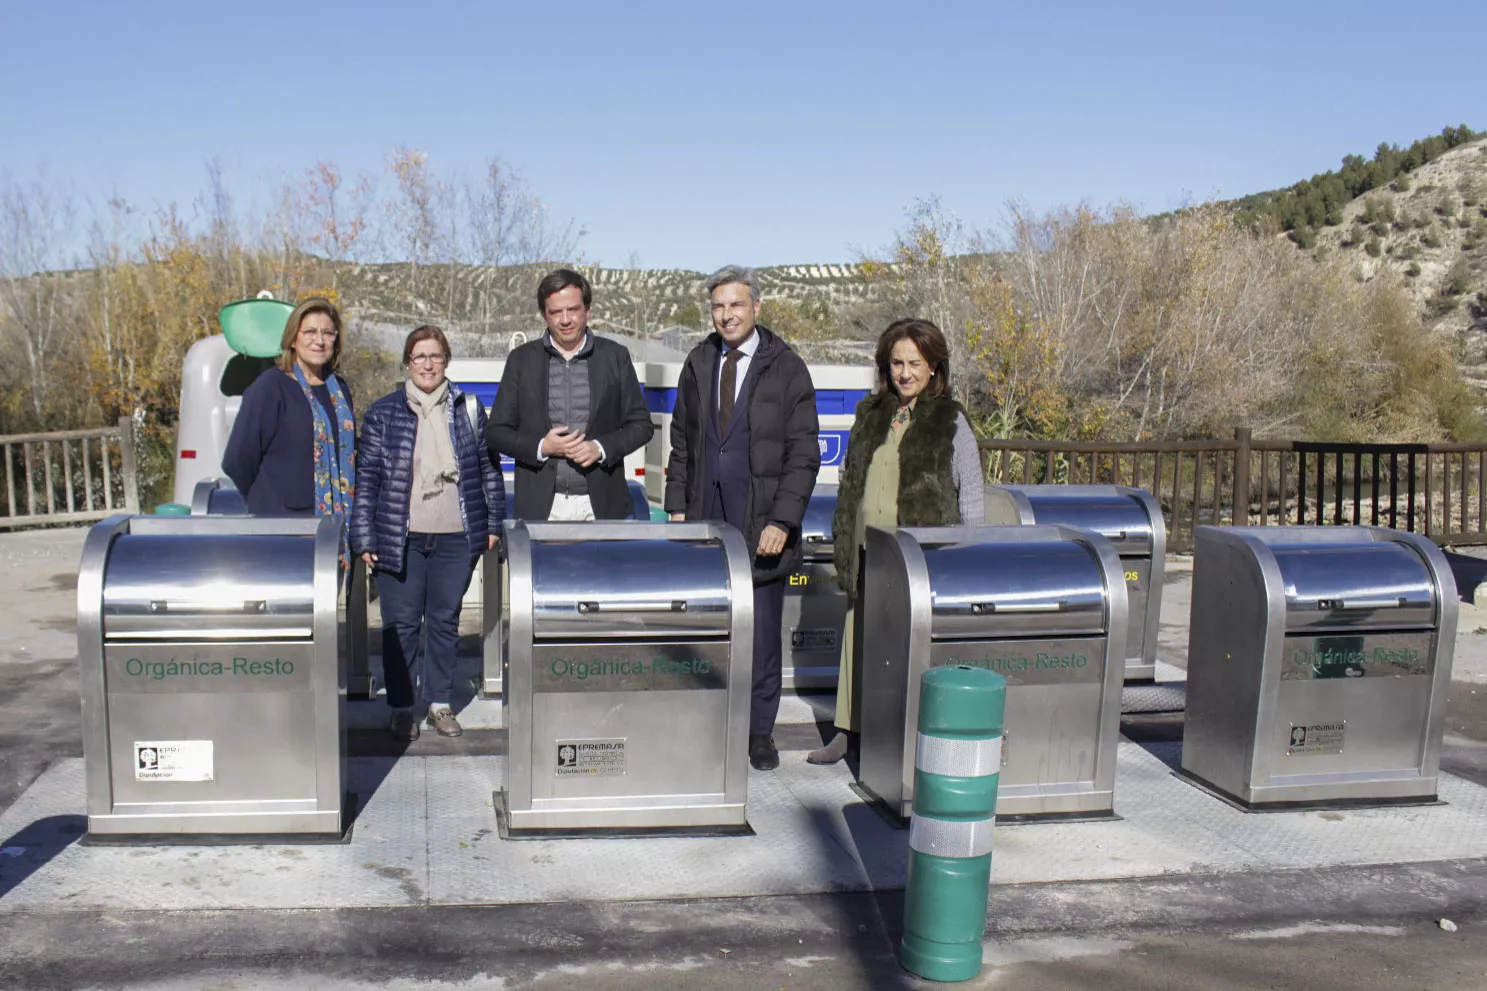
[
  {"left": 791, "top": 628, "right": 839, "bottom": 651},
  {"left": 134, "top": 740, "right": 214, "bottom": 782},
  {"left": 1286, "top": 722, "right": 1346, "bottom": 756},
  {"left": 556, "top": 739, "right": 626, "bottom": 777}
]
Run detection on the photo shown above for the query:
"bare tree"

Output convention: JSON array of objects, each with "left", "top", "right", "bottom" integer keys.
[
  {"left": 0, "top": 172, "right": 77, "bottom": 424},
  {"left": 386, "top": 147, "right": 436, "bottom": 303},
  {"left": 861, "top": 196, "right": 979, "bottom": 402},
  {"left": 460, "top": 156, "right": 584, "bottom": 338},
  {"left": 300, "top": 160, "right": 371, "bottom": 293}
]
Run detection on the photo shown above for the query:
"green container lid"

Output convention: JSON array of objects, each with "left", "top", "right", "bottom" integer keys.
[
  {"left": 219, "top": 298, "right": 293, "bottom": 358},
  {"left": 154, "top": 503, "right": 191, "bottom": 516}
]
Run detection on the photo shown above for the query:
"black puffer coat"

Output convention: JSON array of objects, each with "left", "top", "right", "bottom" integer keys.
[
  {"left": 664, "top": 326, "right": 820, "bottom": 583},
  {"left": 349, "top": 384, "right": 506, "bottom": 575}
]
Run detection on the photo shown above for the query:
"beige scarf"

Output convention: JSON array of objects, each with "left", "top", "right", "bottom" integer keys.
[{"left": 405, "top": 379, "right": 458, "bottom": 502}]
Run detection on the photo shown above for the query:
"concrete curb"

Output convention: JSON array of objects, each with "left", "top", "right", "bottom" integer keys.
[{"left": 2, "top": 859, "right": 1484, "bottom": 991}]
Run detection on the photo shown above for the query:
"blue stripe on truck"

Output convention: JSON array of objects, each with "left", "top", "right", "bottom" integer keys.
[
  {"left": 451, "top": 381, "right": 512, "bottom": 471},
  {"left": 640, "top": 387, "right": 868, "bottom": 417}
]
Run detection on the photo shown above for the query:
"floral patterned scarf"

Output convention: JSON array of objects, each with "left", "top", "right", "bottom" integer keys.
[{"left": 291, "top": 364, "right": 356, "bottom": 518}]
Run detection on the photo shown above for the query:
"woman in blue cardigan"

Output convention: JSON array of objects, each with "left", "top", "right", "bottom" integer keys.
[
  {"left": 223, "top": 298, "right": 356, "bottom": 517},
  {"left": 350, "top": 326, "right": 506, "bottom": 741}
]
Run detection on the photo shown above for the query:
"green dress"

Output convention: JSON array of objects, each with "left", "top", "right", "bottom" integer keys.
[{"left": 835, "top": 403, "right": 913, "bottom": 731}]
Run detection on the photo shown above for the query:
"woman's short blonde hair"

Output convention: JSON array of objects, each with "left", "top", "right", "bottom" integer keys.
[{"left": 277, "top": 297, "right": 345, "bottom": 374}]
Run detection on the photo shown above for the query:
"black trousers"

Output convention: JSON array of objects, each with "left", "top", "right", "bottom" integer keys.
[
  {"left": 750, "top": 578, "right": 786, "bottom": 736},
  {"left": 703, "top": 477, "right": 785, "bottom": 736}
]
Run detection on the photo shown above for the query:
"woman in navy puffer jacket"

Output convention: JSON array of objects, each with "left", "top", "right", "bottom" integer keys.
[{"left": 350, "top": 326, "right": 506, "bottom": 741}]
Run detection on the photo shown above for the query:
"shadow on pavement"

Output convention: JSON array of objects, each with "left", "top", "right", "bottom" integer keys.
[
  {"left": 799, "top": 789, "right": 913, "bottom": 987},
  {"left": 1121, "top": 711, "right": 1186, "bottom": 772},
  {"left": 345, "top": 756, "right": 406, "bottom": 831},
  {"left": 0, "top": 814, "right": 84, "bottom": 900},
  {"left": 1443, "top": 550, "right": 1486, "bottom": 603}
]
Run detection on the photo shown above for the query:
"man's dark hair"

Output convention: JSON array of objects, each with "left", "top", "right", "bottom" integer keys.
[{"left": 536, "top": 268, "right": 592, "bottom": 313}]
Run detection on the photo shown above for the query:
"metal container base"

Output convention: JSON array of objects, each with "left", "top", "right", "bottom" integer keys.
[
  {"left": 347, "top": 675, "right": 378, "bottom": 701},
  {"left": 782, "top": 670, "right": 839, "bottom": 691},
  {"left": 991, "top": 785, "right": 1116, "bottom": 821},
  {"left": 995, "top": 808, "right": 1122, "bottom": 824},
  {"left": 1179, "top": 769, "right": 1443, "bottom": 813},
  {"left": 848, "top": 780, "right": 1117, "bottom": 823},
  {"left": 1122, "top": 660, "right": 1156, "bottom": 682},
  {"left": 493, "top": 791, "right": 752, "bottom": 839},
  {"left": 846, "top": 782, "right": 910, "bottom": 828},
  {"left": 83, "top": 793, "right": 355, "bottom": 844}
]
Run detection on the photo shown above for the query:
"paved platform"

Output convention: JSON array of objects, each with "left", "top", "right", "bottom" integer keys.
[
  {"left": 3, "top": 742, "right": 1484, "bottom": 912},
  {"left": 4, "top": 529, "right": 1487, "bottom": 987}
]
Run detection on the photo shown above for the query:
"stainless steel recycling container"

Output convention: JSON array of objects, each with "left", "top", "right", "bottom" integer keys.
[
  {"left": 1181, "top": 525, "right": 1457, "bottom": 809},
  {"left": 480, "top": 480, "right": 656, "bottom": 699},
  {"left": 855, "top": 524, "right": 1128, "bottom": 819},
  {"left": 984, "top": 484, "right": 1165, "bottom": 680},
  {"left": 781, "top": 486, "right": 847, "bottom": 689},
  {"left": 497, "top": 520, "right": 754, "bottom": 835},
  {"left": 79, "top": 514, "right": 348, "bottom": 840},
  {"left": 191, "top": 477, "right": 372, "bottom": 700},
  {"left": 189, "top": 477, "right": 247, "bottom": 515}
]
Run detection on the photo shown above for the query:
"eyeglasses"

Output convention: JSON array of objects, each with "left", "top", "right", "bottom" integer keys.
[
  {"left": 299, "top": 328, "right": 338, "bottom": 341},
  {"left": 409, "top": 354, "right": 448, "bottom": 366}
]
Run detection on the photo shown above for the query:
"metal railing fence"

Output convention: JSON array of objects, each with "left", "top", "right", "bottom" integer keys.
[
  {"left": 0, "top": 417, "right": 139, "bottom": 529},
  {"left": 978, "top": 428, "right": 1487, "bottom": 551}
]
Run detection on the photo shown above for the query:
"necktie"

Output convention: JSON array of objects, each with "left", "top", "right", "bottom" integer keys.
[{"left": 719, "top": 348, "right": 743, "bottom": 434}]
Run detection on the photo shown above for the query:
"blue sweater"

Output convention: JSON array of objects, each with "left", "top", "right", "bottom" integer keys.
[
  {"left": 222, "top": 368, "right": 355, "bottom": 516},
  {"left": 349, "top": 385, "right": 506, "bottom": 573}
]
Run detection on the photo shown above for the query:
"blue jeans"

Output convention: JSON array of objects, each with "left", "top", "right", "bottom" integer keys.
[{"left": 378, "top": 532, "right": 473, "bottom": 708}]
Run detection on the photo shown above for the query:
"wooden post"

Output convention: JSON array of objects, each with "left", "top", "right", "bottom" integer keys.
[
  {"left": 117, "top": 416, "right": 139, "bottom": 513},
  {"left": 1232, "top": 428, "right": 1251, "bottom": 528},
  {"left": 81, "top": 437, "right": 94, "bottom": 512}
]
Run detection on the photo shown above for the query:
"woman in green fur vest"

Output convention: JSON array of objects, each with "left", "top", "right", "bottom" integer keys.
[{"left": 807, "top": 318, "right": 984, "bottom": 765}]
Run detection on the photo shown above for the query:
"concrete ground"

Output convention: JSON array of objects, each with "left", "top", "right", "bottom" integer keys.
[{"left": 1, "top": 526, "right": 1486, "bottom": 990}]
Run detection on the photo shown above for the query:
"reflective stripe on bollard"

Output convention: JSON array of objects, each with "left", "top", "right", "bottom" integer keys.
[{"left": 899, "top": 664, "right": 1006, "bottom": 983}]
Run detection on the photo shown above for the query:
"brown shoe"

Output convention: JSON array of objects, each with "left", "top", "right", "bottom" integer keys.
[
  {"left": 426, "top": 707, "right": 463, "bottom": 738},
  {"left": 389, "top": 709, "right": 420, "bottom": 742},
  {"left": 807, "top": 733, "right": 850, "bottom": 765}
]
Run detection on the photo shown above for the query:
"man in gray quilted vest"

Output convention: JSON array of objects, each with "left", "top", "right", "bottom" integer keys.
[{"left": 487, "top": 269, "right": 652, "bottom": 521}]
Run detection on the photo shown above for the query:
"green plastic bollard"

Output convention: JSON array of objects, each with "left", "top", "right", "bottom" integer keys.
[
  {"left": 153, "top": 503, "right": 191, "bottom": 516},
  {"left": 899, "top": 664, "right": 1006, "bottom": 983}
]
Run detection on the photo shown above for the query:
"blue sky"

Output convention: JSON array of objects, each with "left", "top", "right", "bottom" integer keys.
[{"left": 2, "top": 0, "right": 1483, "bottom": 270}]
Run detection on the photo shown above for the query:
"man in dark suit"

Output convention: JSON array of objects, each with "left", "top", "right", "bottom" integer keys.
[
  {"left": 487, "top": 269, "right": 652, "bottom": 520},
  {"left": 665, "top": 265, "right": 821, "bottom": 770}
]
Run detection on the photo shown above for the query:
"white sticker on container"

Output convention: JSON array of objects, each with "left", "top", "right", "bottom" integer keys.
[
  {"left": 1285, "top": 722, "right": 1345, "bottom": 756},
  {"left": 134, "top": 740, "right": 214, "bottom": 782}
]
